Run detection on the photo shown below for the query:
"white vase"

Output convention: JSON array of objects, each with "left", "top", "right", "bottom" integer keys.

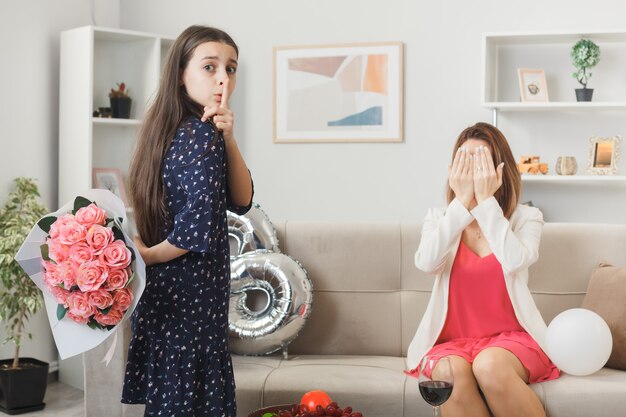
[{"left": 556, "top": 156, "right": 577, "bottom": 175}]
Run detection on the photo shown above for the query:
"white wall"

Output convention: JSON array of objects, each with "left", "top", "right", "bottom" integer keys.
[
  {"left": 1, "top": 0, "right": 625, "bottom": 394},
  {"left": 0, "top": 0, "right": 120, "bottom": 389},
  {"left": 122, "top": 0, "right": 626, "bottom": 224}
]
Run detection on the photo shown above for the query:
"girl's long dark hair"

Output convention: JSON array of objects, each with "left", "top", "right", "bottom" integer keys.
[
  {"left": 128, "top": 25, "right": 238, "bottom": 246},
  {"left": 446, "top": 122, "right": 521, "bottom": 219}
]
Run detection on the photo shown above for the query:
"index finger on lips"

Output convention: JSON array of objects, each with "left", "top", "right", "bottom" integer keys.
[{"left": 220, "top": 79, "right": 230, "bottom": 109}]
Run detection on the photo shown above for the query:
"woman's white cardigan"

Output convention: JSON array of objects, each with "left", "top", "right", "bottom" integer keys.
[{"left": 406, "top": 196, "right": 548, "bottom": 370}]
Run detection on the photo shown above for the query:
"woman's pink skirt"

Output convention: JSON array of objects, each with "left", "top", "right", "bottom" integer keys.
[{"left": 408, "top": 330, "right": 560, "bottom": 384}]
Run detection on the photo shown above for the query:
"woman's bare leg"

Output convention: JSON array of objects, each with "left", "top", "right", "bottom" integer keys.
[
  {"left": 472, "top": 347, "right": 546, "bottom": 417},
  {"left": 434, "top": 355, "right": 490, "bottom": 417}
]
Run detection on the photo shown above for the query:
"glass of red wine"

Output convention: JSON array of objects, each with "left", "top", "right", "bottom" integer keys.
[{"left": 418, "top": 355, "right": 454, "bottom": 417}]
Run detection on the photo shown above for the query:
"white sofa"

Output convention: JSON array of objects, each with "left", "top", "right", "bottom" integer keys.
[{"left": 84, "top": 222, "right": 626, "bottom": 417}]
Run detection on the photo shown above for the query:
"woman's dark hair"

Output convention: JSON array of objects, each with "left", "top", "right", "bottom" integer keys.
[
  {"left": 128, "top": 26, "right": 238, "bottom": 246},
  {"left": 446, "top": 122, "right": 521, "bottom": 219}
]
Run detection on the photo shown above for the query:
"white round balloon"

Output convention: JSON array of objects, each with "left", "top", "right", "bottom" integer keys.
[{"left": 545, "top": 308, "right": 612, "bottom": 376}]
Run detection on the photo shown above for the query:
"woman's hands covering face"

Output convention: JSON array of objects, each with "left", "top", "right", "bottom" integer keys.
[
  {"left": 473, "top": 145, "right": 504, "bottom": 203},
  {"left": 449, "top": 145, "right": 504, "bottom": 207},
  {"left": 448, "top": 147, "right": 475, "bottom": 208}
]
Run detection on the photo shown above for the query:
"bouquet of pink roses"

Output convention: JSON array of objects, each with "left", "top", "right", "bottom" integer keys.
[
  {"left": 40, "top": 196, "right": 134, "bottom": 329},
  {"left": 16, "top": 189, "right": 145, "bottom": 360}
]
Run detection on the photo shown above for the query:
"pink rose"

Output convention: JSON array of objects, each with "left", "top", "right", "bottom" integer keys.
[
  {"left": 94, "top": 308, "right": 123, "bottom": 326},
  {"left": 42, "top": 260, "right": 63, "bottom": 287},
  {"left": 75, "top": 203, "right": 107, "bottom": 228},
  {"left": 100, "top": 240, "right": 132, "bottom": 269},
  {"left": 47, "top": 237, "right": 70, "bottom": 263},
  {"left": 49, "top": 286, "right": 71, "bottom": 306},
  {"left": 112, "top": 288, "right": 133, "bottom": 312},
  {"left": 106, "top": 267, "right": 130, "bottom": 290},
  {"left": 69, "top": 241, "right": 95, "bottom": 264},
  {"left": 76, "top": 260, "right": 109, "bottom": 292},
  {"left": 57, "top": 218, "right": 87, "bottom": 246},
  {"left": 67, "top": 292, "right": 95, "bottom": 319},
  {"left": 67, "top": 311, "right": 90, "bottom": 325},
  {"left": 86, "top": 224, "right": 114, "bottom": 255},
  {"left": 49, "top": 214, "right": 75, "bottom": 240},
  {"left": 56, "top": 260, "right": 79, "bottom": 289},
  {"left": 88, "top": 288, "right": 114, "bottom": 310}
]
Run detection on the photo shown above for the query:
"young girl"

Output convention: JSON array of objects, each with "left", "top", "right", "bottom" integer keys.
[
  {"left": 121, "top": 25, "right": 253, "bottom": 416},
  {"left": 407, "top": 123, "right": 559, "bottom": 417}
]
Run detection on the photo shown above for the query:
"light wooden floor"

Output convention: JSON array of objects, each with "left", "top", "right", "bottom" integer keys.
[{"left": 17, "top": 381, "right": 84, "bottom": 417}]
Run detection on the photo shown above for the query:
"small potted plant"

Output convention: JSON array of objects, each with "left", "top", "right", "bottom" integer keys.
[
  {"left": 0, "top": 178, "right": 49, "bottom": 414},
  {"left": 571, "top": 38, "right": 600, "bottom": 102},
  {"left": 109, "top": 82, "right": 132, "bottom": 118}
]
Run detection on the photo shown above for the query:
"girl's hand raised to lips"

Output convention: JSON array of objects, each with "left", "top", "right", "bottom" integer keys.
[
  {"left": 448, "top": 146, "right": 475, "bottom": 208},
  {"left": 473, "top": 145, "right": 504, "bottom": 203},
  {"left": 201, "top": 79, "right": 235, "bottom": 142}
]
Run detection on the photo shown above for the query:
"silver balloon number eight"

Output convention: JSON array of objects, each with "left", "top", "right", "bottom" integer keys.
[{"left": 227, "top": 204, "right": 312, "bottom": 356}]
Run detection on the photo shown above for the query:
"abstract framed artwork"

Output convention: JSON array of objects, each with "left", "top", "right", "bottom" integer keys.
[{"left": 273, "top": 42, "right": 403, "bottom": 143}]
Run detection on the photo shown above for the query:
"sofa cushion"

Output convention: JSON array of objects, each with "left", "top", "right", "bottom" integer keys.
[
  {"left": 582, "top": 263, "right": 626, "bottom": 370},
  {"left": 232, "top": 355, "right": 282, "bottom": 416},
  {"left": 539, "top": 368, "right": 626, "bottom": 417}
]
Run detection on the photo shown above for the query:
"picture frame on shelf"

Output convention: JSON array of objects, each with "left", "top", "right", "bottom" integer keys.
[
  {"left": 587, "top": 136, "right": 621, "bottom": 175},
  {"left": 92, "top": 168, "right": 128, "bottom": 204},
  {"left": 273, "top": 42, "right": 403, "bottom": 143},
  {"left": 517, "top": 68, "right": 549, "bottom": 102}
]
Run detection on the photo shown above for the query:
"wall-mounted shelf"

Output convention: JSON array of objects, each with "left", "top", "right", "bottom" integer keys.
[
  {"left": 92, "top": 117, "right": 142, "bottom": 126},
  {"left": 484, "top": 102, "right": 626, "bottom": 112},
  {"left": 521, "top": 175, "right": 626, "bottom": 184},
  {"left": 482, "top": 30, "right": 626, "bottom": 105},
  {"left": 482, "top": 30, "right": 625, "bottom": 192}
]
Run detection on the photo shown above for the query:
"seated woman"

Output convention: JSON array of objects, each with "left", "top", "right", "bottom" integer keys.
[{"left": 407, "top": 122, "right": 559, "bottom": 417}]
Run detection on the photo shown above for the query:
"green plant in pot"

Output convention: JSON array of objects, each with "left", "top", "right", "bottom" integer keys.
[
  {"left": 0, "top": 178, "right": 49, "bottom": 414},
  {"left": 109, "top": 82, "right": 132, "bottom": 118},
  {"left": 571, "top": 38, "right": 600, "bottom": 102}
]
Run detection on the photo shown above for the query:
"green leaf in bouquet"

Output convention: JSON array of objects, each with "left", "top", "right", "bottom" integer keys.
[
  {"left": 87, "top": 318, "right": 101, "bottom": 330},
  {"left": 37, "top": 216, "right": 57, "bottom": 233},
  {"left": 125, "top": 271, "right": 135, "bottom": 287},
  {"left": 100, "top": 306, "right": 112, "bottom": 315},
  {"left": 57, "top": 304, "right": 68, "bottom": 320},
  {"left": 72, "top": 196, "right": 93, "bottom": 214},
  {"left": 40, "top": 244, "right": 50, "bottom": 261},
  {"left": 127, "top": 246, "right": 136, "bottom": 261},
  {"left": 112, "top": 225, "right": 125, "bottom": 243}
]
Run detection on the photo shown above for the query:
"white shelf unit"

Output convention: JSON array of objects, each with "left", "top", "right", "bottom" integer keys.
[
  {"left": 521, "top": 175, "right": 626, "bottom": 184},
  {"left": 59, "top": 26, "right": 174, "bottom": 206},
  {"left": 483, "top": 30, "right": 626, "bottom": 107},
  {"left": 482, "top": 30, "right": 626, "bottom": 184}
]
